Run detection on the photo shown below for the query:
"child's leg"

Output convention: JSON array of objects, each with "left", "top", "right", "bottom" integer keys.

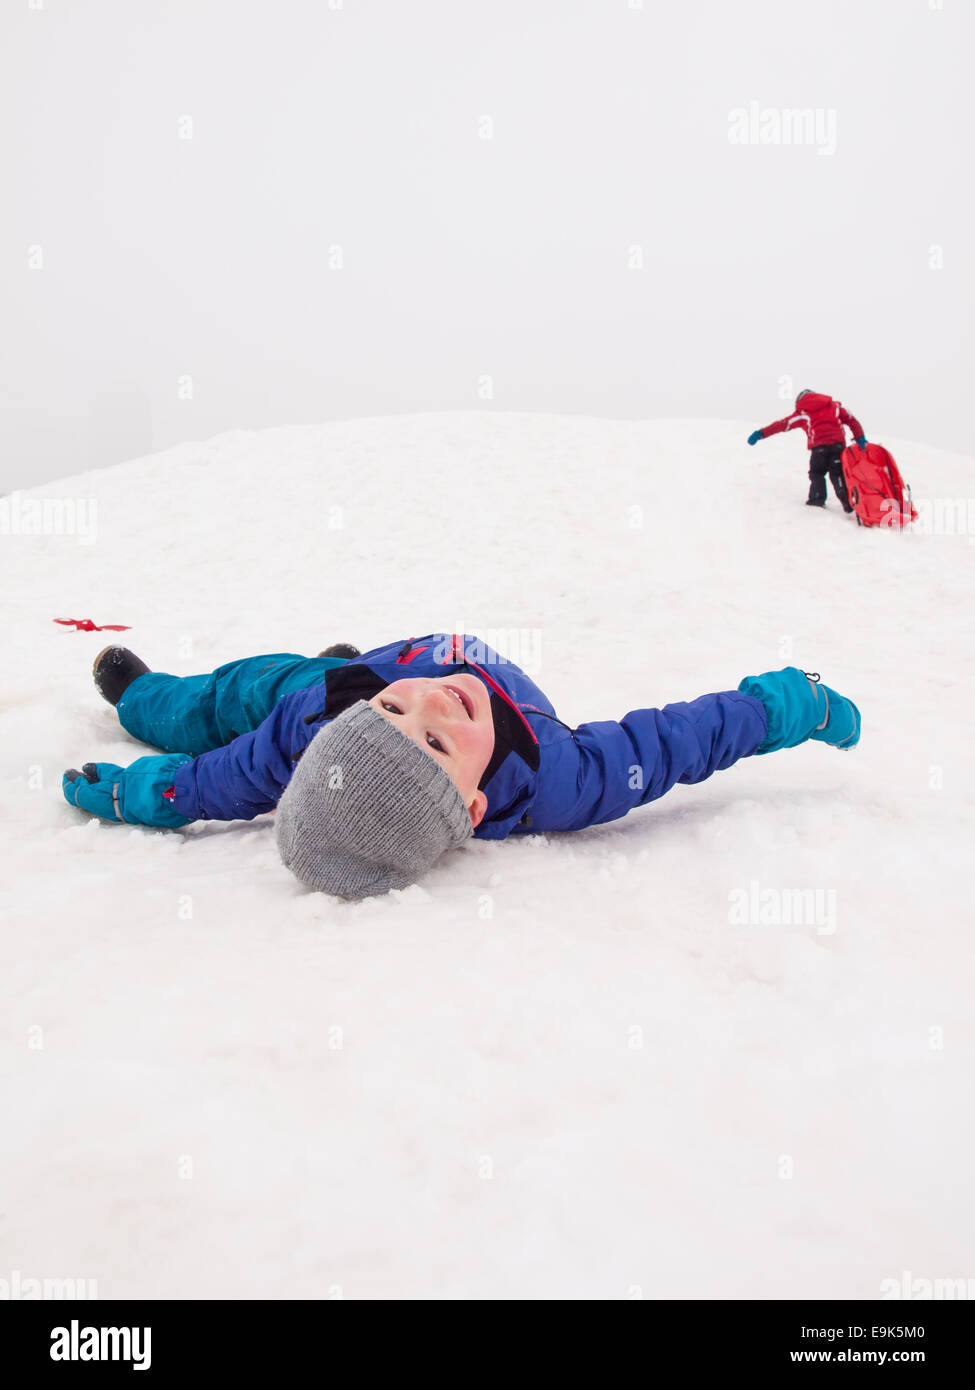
[
  {"left": 807, "top": 447, "right": 829, "bottom": 504},
  {"left": 115, "top": 653, "right": 345, "bottom": 756},
  {"left": 826, "top": 445, "right": 853, "bottom": 510}
]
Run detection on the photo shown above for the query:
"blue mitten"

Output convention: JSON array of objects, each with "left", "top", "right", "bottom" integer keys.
[
  {"left": 738, "top": 668, "right": 861, "bottom": 753},
  {"left": 855, "top": 436, "right": 868, "bottom": 449},
  {"left": 809, "top": 680, "right": 861, "bottom": 749},
  {"left": 747, "top": 430, "right": 764, "bottom": 446},
  {"left": 63, "top": 754, "right": 194, "bottom": 827}
]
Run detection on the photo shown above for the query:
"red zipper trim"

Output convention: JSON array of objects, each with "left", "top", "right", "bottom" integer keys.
[{"left": 396, "top": 644, "right": 429, "bottom": 665}]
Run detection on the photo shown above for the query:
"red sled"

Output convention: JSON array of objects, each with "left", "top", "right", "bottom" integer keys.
[{"left": 841, "top": 442, "right": 918, "bottom": 529}]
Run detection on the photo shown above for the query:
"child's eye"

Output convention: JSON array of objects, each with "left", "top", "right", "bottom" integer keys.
[
  {"left": 426, "top": 733, "right": 445, "bottom": 753},
  {"left": 381, "top": 701, "right": 403, "bottom": 715}
]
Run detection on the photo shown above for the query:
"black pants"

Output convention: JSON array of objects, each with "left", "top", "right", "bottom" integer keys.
[{"left": 808, "top": 443, "right": 852, "bottom": 509}]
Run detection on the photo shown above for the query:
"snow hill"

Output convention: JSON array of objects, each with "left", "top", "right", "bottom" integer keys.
[{"left": 1, "top": 413, "right": 973, "bottom": 1299}]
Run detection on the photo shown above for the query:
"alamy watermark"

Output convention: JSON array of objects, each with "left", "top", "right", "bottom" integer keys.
[
  {"left": 0, "top": 492, "right": 98, "bottom": 545},
  {"left": 881, "top": 1270, "right": 975, "bottom": 1300},
  {"left": 728, "top": 101, "right": 837, "bottom": 157},
  {"left": 1, "top": 1269, "right": 98, "bottom": 1299},
  {"left": 728, "top": 879, "right": 837, "bottom": 935},
  {"left": 883, "top": 496, "right": 975, "bottom": 539},
  {"left": 435, "top": 628, "right": 542, "bottom": 674}
]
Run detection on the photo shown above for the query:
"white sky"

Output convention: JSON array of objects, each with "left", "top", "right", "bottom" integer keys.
[{"left": 1, "top": 0, "right": 972, "bottom": 490}]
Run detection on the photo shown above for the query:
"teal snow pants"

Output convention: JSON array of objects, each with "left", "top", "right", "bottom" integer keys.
[{"left": 115, "top": 653, "right": 347, "bottom": 757}]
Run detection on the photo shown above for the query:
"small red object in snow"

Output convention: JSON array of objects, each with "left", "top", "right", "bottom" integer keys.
[{"left": 53, "top": 619, "right": 132, "bottom": 633}]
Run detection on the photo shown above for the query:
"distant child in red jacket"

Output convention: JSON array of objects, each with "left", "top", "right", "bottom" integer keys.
[{"left": 748, "top": 389, "right": 867, "bottom": 511}]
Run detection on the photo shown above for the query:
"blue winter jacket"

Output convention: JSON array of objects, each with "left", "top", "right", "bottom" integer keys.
[{"left": 170, "top": 634, "right": 768, "bottom": 838}]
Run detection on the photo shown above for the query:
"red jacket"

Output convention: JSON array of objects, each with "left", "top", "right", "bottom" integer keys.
[{"left": 760, "top": 392, "right": 863, "bottom": 450}]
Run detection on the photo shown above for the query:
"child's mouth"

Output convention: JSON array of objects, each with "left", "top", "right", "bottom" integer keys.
[{"left": 441, "top": 683, "right": 474, "bottom": 719}]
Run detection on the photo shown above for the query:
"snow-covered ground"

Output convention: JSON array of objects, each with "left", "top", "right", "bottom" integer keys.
[{"left": 1, "top": 413, "right": 972, "bottom": 1299}]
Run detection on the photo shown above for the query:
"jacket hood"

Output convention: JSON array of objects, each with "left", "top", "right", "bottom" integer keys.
[{"left": 796, "top": 391, "right": 833, "bottom": 411}]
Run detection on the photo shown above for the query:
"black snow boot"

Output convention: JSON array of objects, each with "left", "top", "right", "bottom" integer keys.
[
  {"left": 93, "top": 646, "right": 151, "bottom": 706},
  {"left": 317, "top": 643, "right": 362, "bottom": 660}
]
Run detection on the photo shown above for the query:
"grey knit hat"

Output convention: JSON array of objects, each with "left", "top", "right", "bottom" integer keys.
[{"left": 275, "top": 700, "right": 474, "bottom": 898}]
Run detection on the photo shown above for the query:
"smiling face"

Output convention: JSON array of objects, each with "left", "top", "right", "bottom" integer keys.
[{"left": 368, "top": 673, "right": 495, "bottom": 827}]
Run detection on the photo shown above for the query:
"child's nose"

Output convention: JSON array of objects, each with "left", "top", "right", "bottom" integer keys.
[{"left": 427, "top": 686, "right": 460, "bottom": 718}]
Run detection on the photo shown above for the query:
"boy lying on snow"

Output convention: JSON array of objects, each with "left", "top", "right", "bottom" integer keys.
[{"left": 63, "top": 637, "right": 861, "bottom": 899}]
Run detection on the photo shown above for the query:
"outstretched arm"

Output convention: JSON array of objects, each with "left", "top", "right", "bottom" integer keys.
[
  {"left": 749, "top": 411, "right": 808, "bottom": 445},
  {"left": 525, "top": 669, "right": 860, "bottom": 834},
  {"left": 63, "top": 687, "right": 322, "bottom": 826},
  {"left": 526, "top": 689, "right": 768, "bottom": 832},
  {"left": 169, "top": 687, "right": 322, "bottom": 821}
]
